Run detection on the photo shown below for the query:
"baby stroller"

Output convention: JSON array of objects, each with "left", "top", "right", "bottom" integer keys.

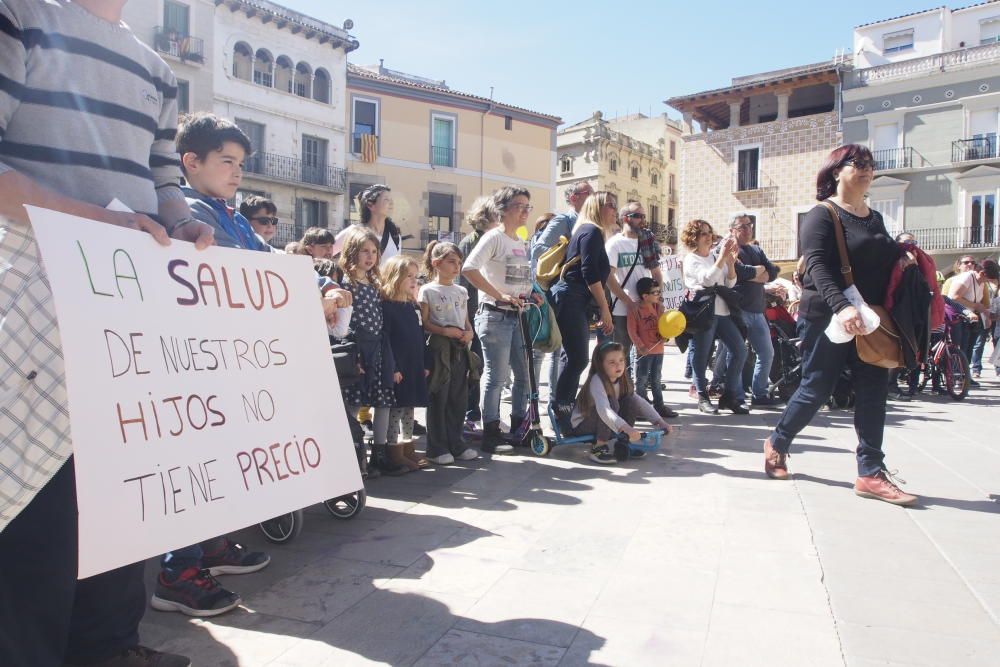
[{"left": 256, "top": 340, "right": 368, "bottom": 544}]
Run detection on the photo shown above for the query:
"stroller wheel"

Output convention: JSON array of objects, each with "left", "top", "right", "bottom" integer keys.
[
  {"left": 530, "top": 433, "right": 551, "bottom": 457},
  {"left": 258, "top": 509, "right": 304, "bottom": 544},
  {"left": 323, "top": 489, "right": 367, "bottom": 519}
]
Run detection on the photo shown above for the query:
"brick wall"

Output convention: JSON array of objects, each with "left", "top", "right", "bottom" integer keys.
[{"left": 679, "top": 112, "right": 842, "bottom": 259}]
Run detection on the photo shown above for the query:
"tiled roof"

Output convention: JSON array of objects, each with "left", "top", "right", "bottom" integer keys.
[
  {"left": 216, "top": 0, "right": 359, "bottom": 50},
  {"left": 346, "top": 63, "right": 561, "bottom": 123},
  {"left": 666, "top": 59, "right": 846, "bottom": 106},
  {"left": 854, "top": 6, "right": 944, "bottom": 29}
]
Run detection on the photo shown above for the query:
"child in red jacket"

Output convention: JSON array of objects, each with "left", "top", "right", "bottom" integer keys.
[{"left": 628, "top": 278, "right": 679, "bottom": 420}]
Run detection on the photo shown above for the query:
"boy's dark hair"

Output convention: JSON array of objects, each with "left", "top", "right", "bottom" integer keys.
[
  {"left": 239, "top": 195, "right": 276, "bottom": 220},
  {"left": 983, "top": 258, "right": 1000, "bottom": 281},
  {"left": 301, "top": 226, "right": 335, "bottom": 246},
  {"left": 636, "top": 277, "right": 659, "bottom": 296},
  {"left": 176, "top": 112, "right": 252, "bottom": 174}
]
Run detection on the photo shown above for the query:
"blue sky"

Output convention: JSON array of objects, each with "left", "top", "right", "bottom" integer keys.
[{"left": 288, "top": 0, "right": 931, "bottom": 125}]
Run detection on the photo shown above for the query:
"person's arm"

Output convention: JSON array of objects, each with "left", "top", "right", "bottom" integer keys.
[
  {"left": 627, "top": 309, "right": 644, "bottom": 350},
  {"left": 684, "top": 254, "right": 723, "bottom": 289},
  {"left": 589, "top": 375, "right": 629, "bottom": 433},
  {"left": 606, "top": 270, "right": 633, "bottom": 310},
  {"left": 382, "top": 305, "right": 399, "bottom": 380},
  {"left": 580, "top": 230, "right": 613, "bottom": 333},
  {"left": 762, "top": 248, "right": 780, "bottom": 282},
  {"left": 529, "top": 215, "right": 567, "bottom": 267},
  {"left": 463, "top": 233, "right": 523, "bottom": 307},
  {"left": 418, "top": 292, "right": 462, "bottom": 338}
]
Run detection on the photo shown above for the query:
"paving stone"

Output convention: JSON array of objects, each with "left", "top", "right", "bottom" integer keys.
[{"left": 413, "top": 629, "right": 565, "bottom": 666}]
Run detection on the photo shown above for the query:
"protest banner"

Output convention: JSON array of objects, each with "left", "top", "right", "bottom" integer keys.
[
  {"left": 660, "top": 253, "right": 686, "bottom": 311},
  {"left": 27, "top": 207, "right": 361, "bottom": 577}
]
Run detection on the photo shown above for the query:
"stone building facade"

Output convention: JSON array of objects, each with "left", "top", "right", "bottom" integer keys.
[
  {"left": 557, "top": 112, "right": 682, "bottom": 244},
  {"left": 668, "top": 60, "right": 847, "bottom": 260}
]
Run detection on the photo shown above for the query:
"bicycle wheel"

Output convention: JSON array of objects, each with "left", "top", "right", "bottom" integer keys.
[
  {"left": 258, "top": 509, "right": 304, "bottom": 543},
  {"left": 944, "top": 346, "right": 970, "bottom": 400},
  {"left": 323, "top": 489, "right": 366, "bottom": 519}
]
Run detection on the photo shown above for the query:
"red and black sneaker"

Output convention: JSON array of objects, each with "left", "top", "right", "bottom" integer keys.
[
  {"left": 201, "top": 539, "right": 271, "bottom": 576},
  {"left": 150, "top": 567, "right": 241, "bottom": 617}
]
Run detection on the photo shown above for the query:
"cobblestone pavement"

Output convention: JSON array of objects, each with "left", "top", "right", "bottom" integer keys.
[{"left": 140, "top": 347, "right": 1000, "bottom": 666}]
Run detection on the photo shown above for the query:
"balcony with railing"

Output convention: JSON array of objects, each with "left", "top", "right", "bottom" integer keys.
[
  {"left": 910, "top": 225, "right": 1000, "bottom": 251},
  {"left": 243, "top": 152, "right": 346, "bottom": 193},
  {"left": 952, "top": 137, "right": 999, "bottom": 164},
  {"left": 431, "top": 145, "right": 456, "bottom": 168},
  {"left": 843, "top": 42, "right": 1000, "bottom": 89},
  {"left": 873, "top": 147, "right": 914, "bottom": 171},
  {"left": 735, "top": 166, "right": 759, "bottom": 192},
  {"left": 153, "top": 26, "right": 205, "bottom": 64}
]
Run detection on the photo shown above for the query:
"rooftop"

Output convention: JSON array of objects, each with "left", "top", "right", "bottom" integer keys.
[
  {"left": 346, "top": 62, "right": 561, "bottom": 125},
  {"left": 215, "top": 0, "right": 359, "bottom": 51}
]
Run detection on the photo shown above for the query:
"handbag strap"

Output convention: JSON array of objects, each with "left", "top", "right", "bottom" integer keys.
[
  {"left": 610, "top": 248, "right": 641, "bottom": 311},
  {"left": 821, "top": 201, "right": 855, "bottom": 288}
]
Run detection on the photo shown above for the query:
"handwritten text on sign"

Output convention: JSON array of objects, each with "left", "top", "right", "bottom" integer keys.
[
  {"left": 27, "top": 207, "right": 360, "bottom": 578},
  {"left": 659, "top": 254, "right": 686, "bottom": 311}
]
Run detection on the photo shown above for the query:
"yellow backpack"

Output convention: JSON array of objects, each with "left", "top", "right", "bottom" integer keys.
[{"left": 534, "top": 235, "right": 574, "bottom": 289}]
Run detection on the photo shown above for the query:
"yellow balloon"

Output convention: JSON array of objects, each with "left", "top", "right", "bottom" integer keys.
[
  {"left": 516, "top": 226, "right": 528, "bottom": 241},
  {"left": 658, "top": 310, "right": 686, "bottom": 339}
]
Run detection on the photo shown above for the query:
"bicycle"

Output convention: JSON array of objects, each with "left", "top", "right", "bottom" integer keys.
[{"left": 904, "top": 319, "right": 969, "bottom": 401}]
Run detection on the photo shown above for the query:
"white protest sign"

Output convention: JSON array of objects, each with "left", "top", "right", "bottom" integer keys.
[
  {"left": 27, "top": 207, "right": 361, "bottom": 578},
  {"left": 660, "top": 253, "right": 686, "bottom": 311}
]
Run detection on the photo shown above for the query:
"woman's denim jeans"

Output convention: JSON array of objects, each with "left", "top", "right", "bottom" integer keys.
[
  {"left": 553, "top": 282, "right": 593, "bottom": 402},
  {"left": 691, "top": 315, "right": 746, "bottom": 401},
  {"left": 770, "top": 315, "right": 890, "bottom": 476},
  {"left": 475, "top": 307, "right": 529, "bottom": 425}
]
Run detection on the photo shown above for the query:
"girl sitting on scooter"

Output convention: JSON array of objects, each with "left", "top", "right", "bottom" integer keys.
[{"left": 569, "top": 342, "right": 671, "bottom": 465}]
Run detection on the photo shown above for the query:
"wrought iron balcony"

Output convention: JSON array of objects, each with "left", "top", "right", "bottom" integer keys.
[
  {"left": 735, "top": 167, "right": 759, "bottom": 192},
  {"left": 153, "top": 26, "right": 205, "bottom": 64},
  {"left": 243, "top": 151, "right": 346, "bottom": 193},
  {"left": 431, "top": 145, "right": 456, "bottom": 168},
  {"left": 873, "top": 147, "right": 914, "bottom": 171},
  {"left": 952, "top": 137, "right": 999, "bottom": 163}
]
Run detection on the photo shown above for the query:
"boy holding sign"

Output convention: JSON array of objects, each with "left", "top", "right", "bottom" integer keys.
[
  {"left": 0, "top": 2, "right": 213, "bottom": 666},
  {"left": 148, "top": 113, "right": 273, "bottom": 618}
]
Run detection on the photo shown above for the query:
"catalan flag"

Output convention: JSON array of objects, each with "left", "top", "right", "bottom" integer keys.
[{"left": 360, "top": 133, "right": 377, "bottom": 163}]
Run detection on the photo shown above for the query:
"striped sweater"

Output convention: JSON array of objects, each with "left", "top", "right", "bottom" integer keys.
[
  {"left": 0, "top": 0, "right": 183, "bottom": 217},
  {"left": 0, "top": 0, "right": 183, "bottom": 529}
]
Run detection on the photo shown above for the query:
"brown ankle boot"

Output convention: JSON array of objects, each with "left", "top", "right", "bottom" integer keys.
[
  {"left": 387, "top": 444, "right": 418, "bottom": 472},
  {"left": 403, "top": 442, "right": 428, "bottom": 468},
  {"left": 764, "top": 437, "right": 789, "bottom": 480},
  {"left": 854, "top": 470, "right": 917, "bottom": 506}
]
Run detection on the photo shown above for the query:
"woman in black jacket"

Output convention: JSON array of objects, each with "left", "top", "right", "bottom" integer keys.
[
  {"left": 551, "top": 191, "right": 618, "bottom": 402},
  {"left": 763, "top": 144, "right": 917, "bottom": 506}
]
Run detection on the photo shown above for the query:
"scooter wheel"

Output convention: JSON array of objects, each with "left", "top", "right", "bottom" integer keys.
[
  {"left": 258, "top": 509, "right": 304, "bottom": 544},
  {"left": 530, "top": 433, "right": 551, "bottom": 457}
]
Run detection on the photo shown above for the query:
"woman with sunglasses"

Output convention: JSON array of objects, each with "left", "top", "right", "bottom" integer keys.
[
  {"left": 551, "top": 191, "right": 619, "bottom": 403},
  {"left": 680, "top": 218, "right": 746, "bottom": 415},
  {"left": 763, "top": 144, "right": 917, "bottom": 506}
]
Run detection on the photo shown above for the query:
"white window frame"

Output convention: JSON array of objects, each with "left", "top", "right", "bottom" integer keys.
[
  {"left": 351, "top": 95, "right": 380, "bottom": 155},
  {"left": 430, "top": 111, "right": 457, "bottom": 167},
  {"left": 883, "top": 28, "right": 914, "bottom": 54},
  {"left": 980, "top": 16, "right": 1000, "bottom": 45},
  {"left": 733, "top": 142, "right": 762, "bottom": 192},
  {"left": 968, "top": 188, "right": 998, "bottom": 246}
]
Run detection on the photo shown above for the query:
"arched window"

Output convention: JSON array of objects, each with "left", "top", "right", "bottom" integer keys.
[
  {"left": 609, "top": 154, "right": 618, "bottom": 173},
  {"left": 275, "top": 56, "right": 294, "bottom": 93},
  {"left": 651, "top": 171, "right": 659, "bottom": 186},
  {"left": 312, "top": 68, "right": 331, "bottom": 103},
  {"left": 232, "top": 42, "right": 253, "bottom": 81},
  {"left": 630, "top": 162, "right": 640, "bottom": 180},
  {"left": 559, "top": 156, "right": 572, "bottom": 174},
  {"left": 253, "top": 49, "right": 273, "bottom": 87},
  {"left": 294, "top": 61, "right": 312, "bottom": 98}
]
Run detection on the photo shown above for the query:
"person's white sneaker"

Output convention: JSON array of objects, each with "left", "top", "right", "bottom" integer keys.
[
  {"left": 457, "top": 448, "right": 479, "bottom": 461},
  {"left": 428, "top": 453, "right": 454, "bottom": 465}
]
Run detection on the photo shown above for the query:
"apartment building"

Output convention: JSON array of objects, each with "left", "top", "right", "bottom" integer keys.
[
  {"left": 843, "top": 2, "right": 1000, "bottom": 268},
  {"left": 123, "top": 0, "right": 359, "bottom": 247},
  {"left": 667, "top": 59, "right": 848, "bottom": 261},
  {"left": 557, "top": 112, "right": 683, "bottom": 245},
  {"left": 345, "top": 62, "right": 560, "bottom": 250}
]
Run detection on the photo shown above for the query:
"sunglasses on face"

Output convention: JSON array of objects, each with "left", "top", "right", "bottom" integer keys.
[
  {"left": 624, "top": 212, "right": 646, "bottom": 220},
  {"left": 843, "top": 158, "right": 875, "bottom": 170},
  {"left": 251, "top": 216, "right": 280, "bottom": 226}
]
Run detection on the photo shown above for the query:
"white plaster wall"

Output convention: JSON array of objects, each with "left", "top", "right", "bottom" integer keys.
[
  {"left": 951, "top": 5, "right": 1000, "bottom": 50},
  {"left": 854, "top": 10, "right": 946, "bottom": 68}
]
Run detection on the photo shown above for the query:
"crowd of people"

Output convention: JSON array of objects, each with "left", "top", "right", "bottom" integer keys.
[{"left": 0, "top": 3, "right": 995, "bottom": 666}]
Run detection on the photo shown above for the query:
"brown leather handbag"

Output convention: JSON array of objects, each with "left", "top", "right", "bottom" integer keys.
[{"left": 823, "top": 202, "right": 904, "bottom": 369}]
